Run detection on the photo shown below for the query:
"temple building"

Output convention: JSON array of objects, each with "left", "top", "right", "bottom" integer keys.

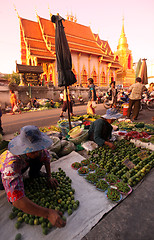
[
  {"left": 17, "top": 11, "right": 122, "bottom": 87},
  {"left": 114, "top": 18, "right": 135, "bottom": 87}
]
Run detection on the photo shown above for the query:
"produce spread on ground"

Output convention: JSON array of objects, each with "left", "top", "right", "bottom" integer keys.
[{"left": 0, "top": 114, "right": 154, "bottom": 239}]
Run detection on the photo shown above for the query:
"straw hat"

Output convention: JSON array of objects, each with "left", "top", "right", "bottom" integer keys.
[
  {"left": 8, "top": 125, "right": 53, "bottom": 155},
  {"left": 102, "top": 108, "right": 122, "bottom": 119}
]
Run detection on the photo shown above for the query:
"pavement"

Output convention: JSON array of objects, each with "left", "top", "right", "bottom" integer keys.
[{"left": 1, "top": 107, "right": 154, "bottom": 240}]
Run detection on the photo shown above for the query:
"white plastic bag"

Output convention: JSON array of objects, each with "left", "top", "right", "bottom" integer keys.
[
  {"left": 82, "top": 141, "right": 98, "bottom": 151},
  {"left": 92, "top": 101, "right": 97, "bottom": 108},
  {"left": 13, "top": 105, "right": 18, "bottom": 112}
]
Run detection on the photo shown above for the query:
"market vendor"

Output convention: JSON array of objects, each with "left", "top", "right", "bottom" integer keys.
[
  {"left": 88, "top": 108, "right": 122, "bottom": 149},
  {"left": 0, "top": 125, "right": 66, "bottom": 228}
]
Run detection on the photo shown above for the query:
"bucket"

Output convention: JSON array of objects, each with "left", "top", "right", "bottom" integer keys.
[{"left": 122, "top": 103, "right": 129, "bottom": 116}]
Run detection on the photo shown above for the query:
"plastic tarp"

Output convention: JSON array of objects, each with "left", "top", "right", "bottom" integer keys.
[{"left": 0, "top": 151, "right": 118, "bottom": 240}]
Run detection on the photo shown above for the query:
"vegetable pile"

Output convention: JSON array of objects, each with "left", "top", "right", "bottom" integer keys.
[
  {"left": 106, "top": 188, "right": 121, "bottom": 202},
  {"left": 9, "top": 168, "right": 79, "bottom": 236},
  {"left": 87, "top": 139, "right": 154, "bottom": 187},
  {"left": 96, "top": 179, "right": 108, "bottom": 191}
]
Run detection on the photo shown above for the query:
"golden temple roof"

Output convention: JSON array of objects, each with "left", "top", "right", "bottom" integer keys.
[{"left": 117, "top": 17, "right": 128, "bottom": 50}]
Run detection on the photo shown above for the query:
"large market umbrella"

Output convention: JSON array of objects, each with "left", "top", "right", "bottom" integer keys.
[
  {"left": 51, "top": 14, "right": 77, "bottom": 130},
  {"left": 139, "top": 58, "right": 148, "bottom": 85},
  {"left": 135, "top": 58, "right": 142, "bottom": 79},
  {"left": 136, "top": 58, "right": 148, "bottom": 85}
]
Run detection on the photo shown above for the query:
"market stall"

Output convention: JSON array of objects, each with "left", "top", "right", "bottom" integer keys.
[{"left": 0, "top": 114, "right": 154, "bottom": 240}]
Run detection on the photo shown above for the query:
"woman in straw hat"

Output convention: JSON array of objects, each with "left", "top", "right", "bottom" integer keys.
[
  {"left": 88, "top": 108, "right": 122, "bottom": 149},
  {"left": 0, "top": 125, "right": 66, "bottom": 228}
]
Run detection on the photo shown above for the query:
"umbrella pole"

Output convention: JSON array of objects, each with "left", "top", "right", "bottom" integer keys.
[{"left": 65, "top": 85, "right": 72, "bottom": 130}]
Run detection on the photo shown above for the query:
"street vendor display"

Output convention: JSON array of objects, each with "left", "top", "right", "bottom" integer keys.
[{"left": 0, "top": 125, "right": 66, "bottom": 228}]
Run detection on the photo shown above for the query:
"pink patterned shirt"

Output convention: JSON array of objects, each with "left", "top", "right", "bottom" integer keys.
[{"left": 0, "top": 149, "right": 50, "bottom": 202}]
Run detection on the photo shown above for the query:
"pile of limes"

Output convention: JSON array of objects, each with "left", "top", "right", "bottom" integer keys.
[{"left": 9, "top": 168, "right": 79, "bottom": 235}]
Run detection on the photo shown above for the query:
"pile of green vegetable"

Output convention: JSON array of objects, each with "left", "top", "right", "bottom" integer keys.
[
  {"left": 9, "top": 168, "right": 79, "bottom": 236},
  {"left": 87, "top": 139, "right": 154, "bottom": 187}
]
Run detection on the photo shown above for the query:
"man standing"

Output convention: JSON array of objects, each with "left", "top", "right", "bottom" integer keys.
[{"left": 127, "top": 77, "right": 146, "bottom": 120}]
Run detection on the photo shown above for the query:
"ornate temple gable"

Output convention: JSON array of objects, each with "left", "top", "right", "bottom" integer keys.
[
  {"left": 37, "top": 15, "right": 104, "bottom": 56},
  {"left": 93, "top": 33, "right": 121, "bottom": 71},
  {"left": 36, "top": 14, "right": 55, "bottom": 55},
  {"left": 20, "top": 17, "right": 55, "bottom": 61}
]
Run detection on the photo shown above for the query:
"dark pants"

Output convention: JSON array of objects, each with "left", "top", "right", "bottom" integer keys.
[
  {"left": 0, "top": 118, "right": 3, "bottom": 133},
  {"left": 127, "top": 99, "right": 140, "bottom": 119},
  {"left": 62, "top": 101, "right": 73, "bottom": 113}
]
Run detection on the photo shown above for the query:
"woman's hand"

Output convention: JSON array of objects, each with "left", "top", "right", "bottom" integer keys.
[
  {"left": 48, "top": 209, "right": 66, "bottom": 228},
  {"left": 47, "top": 177, "right": 59, "bottom": 190},
  {"left": 13, "top": 197, "right": 66, "bottom": 228},
  {"left": 105, "top": 141, "right": 116, "bottom": 150}
]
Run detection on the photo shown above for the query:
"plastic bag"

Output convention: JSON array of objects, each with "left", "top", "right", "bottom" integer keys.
[
  {"left": 49, "top": 136, "right": 61, "bottom": 154},
  {"left": 92, "top": 101, "right": 97, "bottom": 108},
  {"left": 13, "top": 105, "right": 18, "bottom": 112},
  {"left": 59, "top": 141, "right": 75, "bottom": 157},
  {"left": 82, "top": 141, "right": 98, "bottom": 151},
  {"left": 87, "top": 102, "right": 95, "bottom": 115}
]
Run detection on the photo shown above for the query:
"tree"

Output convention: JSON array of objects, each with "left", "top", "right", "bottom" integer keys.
[{"left": 4, "top": 71, "right": 20, "bottom": 85}]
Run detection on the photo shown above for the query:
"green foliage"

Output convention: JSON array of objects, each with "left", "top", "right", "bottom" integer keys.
[{"left": 5, "top": 71, "right": 20, "bottom": 86}]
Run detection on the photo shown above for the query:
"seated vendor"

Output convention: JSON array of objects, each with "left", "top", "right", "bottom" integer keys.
[
  {"left": 88, "top": 108, "right": 122, "bottom": 149},
  {"left": 0, "top": 125, "right": 66, "bottom": 228}
]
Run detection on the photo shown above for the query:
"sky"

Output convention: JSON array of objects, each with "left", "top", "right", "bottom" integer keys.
[{"left": 0, "top": 0, "right": 154, "bottom": 75}]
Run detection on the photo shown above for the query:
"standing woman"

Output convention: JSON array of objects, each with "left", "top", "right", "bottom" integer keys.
[
  {"left": 10, "top": 90, "right": 17, "bottom": 115},
  {"left": 87, "top": 78, "right": 97, "bottom": 115}
]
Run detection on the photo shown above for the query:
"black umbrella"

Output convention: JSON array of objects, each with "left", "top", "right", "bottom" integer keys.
[{"left": 51, "top": 14, "right": 77, "bottom": 130}]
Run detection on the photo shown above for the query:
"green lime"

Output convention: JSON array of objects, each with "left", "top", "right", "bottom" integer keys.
[
  {"left": 41, "top": 222, "right": 47, "bottom": 228},
  {"left": 75, "top": 200, "right": 80, "bottom": 206},
  {"left": 9, "top": 212, "right": 16, "bottom": 220},
  {"left": 17, "top": 217, "right": 23, "bottom": 223},
  {"left": 23, "top": 214, "right": 28, "bottom": 219},
  {"left": 29, "top": 219, "right": 34, "bottom": 225},
  {"left": 17, "top": 212, "right": 23, "bottom": 217},
  {"left": 67, "top": 209, "right": 72, "bottom": 215},
  {"left": 62, "top": 216, "right": 66, "bottom": 221},
  {"left": 39, "top": 217, "right": 44, "bottom": 223},
  {"left": 15, "top": 233, "right": 22, "bottom": 240},
  {"left": 24, "top": 217, "right": 29, "bottom": 224},
  {"left": 47, "top": 222, "right": 52, "bottom": 229},
  {"left": 15, "top": 222, "right": 21, "bottom": 229},
  {"left": 42, "top": 227, "right": 48, "bottom": 235},
  {"left": 73, "top": 203, "right": 78, "bottom": 210},
  {"left": 34, "top": 218, "right": 39, "bottom": 225}
]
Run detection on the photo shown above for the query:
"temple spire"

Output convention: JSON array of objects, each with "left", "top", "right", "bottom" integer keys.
[
  {"left": 121, "top": 16, "right": 125, "bottom": 36},
  {"left": 14, "top": 4, "right": 20, "bottom": 18},
  {"left": 117, "top": 16, "right": 128, "bottom": 50}
]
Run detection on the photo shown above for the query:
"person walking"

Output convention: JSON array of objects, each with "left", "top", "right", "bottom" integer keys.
[
  {"left": 87, "top": 78, "right": 97, "bottom": 115},
  {"left": 10, "top": 90, "right": 17, "bottom": 115},
  {"left": 127, "top": 77, "right": 147, "bottom": 120},
  {"left": 60, "top": 87, "right": 75, "bottom": 118}
]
